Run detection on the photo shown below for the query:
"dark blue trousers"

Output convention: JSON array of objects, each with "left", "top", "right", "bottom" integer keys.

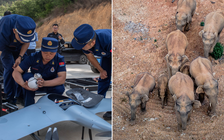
[
  {"left": 22, "top": 73, "right": 65, "bottom": 107},
  {"left": 98, "top": 56, "right": 111, "bottom": 98},
  {"left": 0, "top": 48, "right": 20, "bottom": 103}
]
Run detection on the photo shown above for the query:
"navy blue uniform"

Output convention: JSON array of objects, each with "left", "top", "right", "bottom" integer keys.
[
  {"left": 19, "top": 51, "right": 66, "bottom": 106},
  {"left": 0, "top": 15, "right": 27, "bottom": 102},
  {"left": 83, "top": 29, "right": 111, "bottom": 97}
]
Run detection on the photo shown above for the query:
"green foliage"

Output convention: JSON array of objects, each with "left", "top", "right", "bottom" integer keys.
[
  {"left": 210, "top": 42, "right": 223, "bottom": 60},
  {"left": 1, "top": 0, "right": 75, "bottom": 21},
  {"left": 200, "top": 21, "right": 204, "bottom": 26}
]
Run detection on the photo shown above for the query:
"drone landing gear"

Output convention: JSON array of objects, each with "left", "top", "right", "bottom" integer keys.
[{"left": 81, "top": 126, "right": 93, "bottom": 140}]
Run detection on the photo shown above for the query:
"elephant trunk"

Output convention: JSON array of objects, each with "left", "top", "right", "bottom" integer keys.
[
  {"left": 130, "top": 106, "right": 136, "bottom": 121},
  {"left": 204, "top": 45, "right": 211, "bottom": 58},
  {"left": 171, "top": 68, "right": 179, "bottom": 76},
  {"left": 180, "top": 113, "right": 188, "bottom": 130}
]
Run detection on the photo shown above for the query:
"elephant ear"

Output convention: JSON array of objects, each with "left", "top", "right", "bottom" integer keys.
[
  {"left": 164, "top": 54, "right": 169, "bottom": 63},
  {"left": 180, "top": 55, "right": 189, "bottom": 68},
  {"left": 199, "top": 30, "right": 204, "bottom": 38},
  {"left": 196, "top": 85, "right": 205, "bottom": 94},
  {"left": 186, "top": 13, "right": 192, "bottom": 23},
  {"left": 182, "top": 55, "right": 189, "bottom": 64},
  {"left": 141, "top": 94, "right": 149, "bottom": 103},
  {"left": 172, "top": 94, "right": 177, "bottom": 101},
  {"left": 192, "top": 100, "right": 201, "bottom": 108}
]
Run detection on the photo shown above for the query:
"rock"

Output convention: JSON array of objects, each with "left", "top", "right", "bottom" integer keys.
[
  {"left": 122, "top": 127, "right": 125, "bottom": 130},
  {"left": 149, "top": 117, "right": 158, "bottom": 122},
  {"left": 181, "top": 133, "right": 185, "bottom": 136},
  {"left": 166, "top": 127, "right": 171, "bottom": 129},
  {"left": 211, "top": 1, "right": 215, "bottom": 4}
]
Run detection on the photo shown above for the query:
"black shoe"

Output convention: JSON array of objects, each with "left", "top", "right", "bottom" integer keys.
[{"left": 103, "top": 111, "right": 111, "bottom": 120}]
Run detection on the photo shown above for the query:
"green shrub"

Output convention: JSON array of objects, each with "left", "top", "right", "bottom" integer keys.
[
  {"left": 1, "top": 0, "right": 75, "bottom": 21},
  {"left": 210, "top": 42, "right": 223, "bottom": 60},
  {"left": 200, "top": 21, "right": 204, "bottom": 26}
]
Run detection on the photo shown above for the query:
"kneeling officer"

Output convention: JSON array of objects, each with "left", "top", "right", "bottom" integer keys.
[{"left": 13, "top": 37, "right": 66, "bottom": 107}]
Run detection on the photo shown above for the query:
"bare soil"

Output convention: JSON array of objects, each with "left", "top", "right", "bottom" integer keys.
[
  {"left": 113, "top": 0, "right": 224, "bottom": 139},
  {"left": 36, "top": 2, "right": 111, "bottom": 48}
]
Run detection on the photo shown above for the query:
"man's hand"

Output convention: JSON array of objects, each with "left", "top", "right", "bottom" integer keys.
[
  {"left": 37, "top": 78, "right": 45, "bottom": 88},
  {"left": 22, "top": 81, "right": 38, "bottom": 91},
  {"left": 100, "top": 70, "right": 108, "bottom": 79},
  {"left": 12, "top": 57, "right": 21, "bottom": 69},
  {"left": 58, "top": 35, "right": 62, "bottom": 40}
]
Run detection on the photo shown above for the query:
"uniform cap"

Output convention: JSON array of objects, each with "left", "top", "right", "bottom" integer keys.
[
  {"left": 71, "top": 24, "right": 95, "bottom": 50},
  {"left": 41, "top": 37, "right": 58, "bottom": 52},
  {"left": 14, "top": 16, "right": 36, "bottom": 43}
]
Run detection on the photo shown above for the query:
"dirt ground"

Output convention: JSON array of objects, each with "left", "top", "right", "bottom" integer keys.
[
  {"left": 113, "top": 0, "right": 224, "bottom": 139},
  {"left": 36, "top": 2, "right": 111, "bottom": 48}
]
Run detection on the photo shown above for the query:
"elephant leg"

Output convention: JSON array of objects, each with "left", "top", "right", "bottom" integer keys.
[
  {"left": 141, "top": 102, "right": 146, "bottom": 114},
  {"left": 199, "top": 93, "right": 205, "bottom": 104},
  {"left": 184, "top": 23, "right": 190, "bottom": 31},
  {"left": 164, "top": 92, "right": 168, "bottom": 106},
  {"left": 158, "top": 89, "right": 161, "bottom": 100}
]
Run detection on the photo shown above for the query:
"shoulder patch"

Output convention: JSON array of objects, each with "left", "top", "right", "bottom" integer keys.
[
  {"left": 101, "top": 52, "right": 106, "bottom": 55},
  {"left": 59, "top": 62, "right": 65, "bottom": 67}
]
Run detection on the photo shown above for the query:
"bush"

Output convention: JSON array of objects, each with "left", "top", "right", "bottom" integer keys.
[
  {"left": 200, "top": 21, "right": 204, "bottom": 26},
  {"left": 210, "top": 42, "right": 223, "bottom": 60},
  {"left": 1, "top": 0, "right": 75, "bottom": 21}
]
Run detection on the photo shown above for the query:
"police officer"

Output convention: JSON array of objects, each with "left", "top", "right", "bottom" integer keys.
[
  {"left": 71, "top": 24, "right": 111, "bottom": 120},
  {"left": 0, "top": 14, "right": 36, "bottom": 104},
  {"left": 12, "top": 37, "right": 66, "bottom": 107},
  {"left": 47, "top": 24, "right": 65, "bottom": 54}
]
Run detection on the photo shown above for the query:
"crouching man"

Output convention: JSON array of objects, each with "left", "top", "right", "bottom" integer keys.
[
  {"left": 12, "top": 37, "right": 66, "bottom": 107},
  {"left": 71, "top": 24, "right": 111, "bottom": 120}
]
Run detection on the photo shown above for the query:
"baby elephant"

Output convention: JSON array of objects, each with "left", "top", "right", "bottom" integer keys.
[
  {"left": 126, "top": 72, "right": 155, "bottom": 125},
  {"left": 190, "top": 57, "right": 218, "bottom": 117},
  {"left": 158, "top": 74, "right": 168, "bottom": 109},
  {"left": 175, "top": 0, "right": 196, "bottom": 31},
  {"left": 199, "top": 11, "right": 224, "bottom": 58},
  {"left": 169, "top": 72, "right": 201, "bottom": 130},
  {"left": 165, "top": 30, "right": 189, "bottom": 79}
]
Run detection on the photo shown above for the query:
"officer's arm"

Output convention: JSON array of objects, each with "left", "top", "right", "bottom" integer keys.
[
  {"left": 85, "top": 53, "right": 104, "bottom": 72},
  {"left": 20, "top": 43, "right": 30, "bottom": 57},
  {"left": 42, "top": 71, "right": 66, "bottom": 87},
  {"left": 13, "top": 43, "right": 30, "bottom": 68},
  {"left": 13, "top": 66, "right": 38, "bottom": 91},
  {"left": 12, "top": 66, "right": 25, "bottom": 87},
  {"left": 59, "top": 34, "right": 65, "bottom": 44}
]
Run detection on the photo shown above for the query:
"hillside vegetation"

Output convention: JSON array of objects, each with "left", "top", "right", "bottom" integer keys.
[{"left": 0, "top": 0, "right": 75, "bottom": 20}]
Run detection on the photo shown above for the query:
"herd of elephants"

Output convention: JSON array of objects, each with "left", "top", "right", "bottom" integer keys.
[{"left": 125, "top": 0, "right": 224, "bottom": 130}]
